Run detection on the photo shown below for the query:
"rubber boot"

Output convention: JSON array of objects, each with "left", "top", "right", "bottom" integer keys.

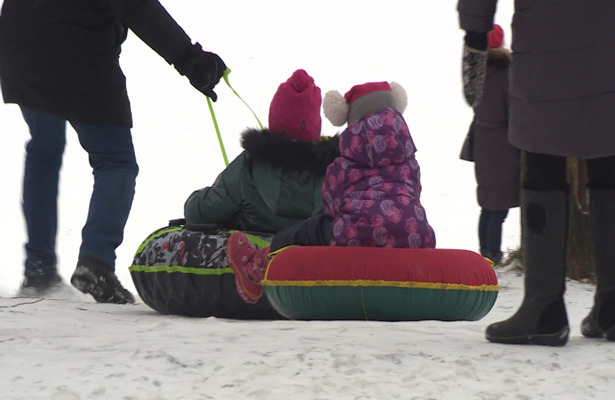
[
  {"left": 581, "top": 190, "right": 615, "bottom": 341},
  {"left": 486, "top": 189, "right": 570, "bottom": 346},
  {"left": 581, "top": 295, "right": 603, "bottom": 338}
]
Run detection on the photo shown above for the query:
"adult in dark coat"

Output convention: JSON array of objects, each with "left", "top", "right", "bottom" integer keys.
[
  {"left": 185, "top": 69, "right": 339, "bottom": 234},
  {"left": 458, "top": 0, "right": 615, "bottom": 345},
  {"left": 471, "top": 26, "right": 520, "bottom": 265},
  {"left": 0, "top": 0, "right": 226, "bottom": 303}
]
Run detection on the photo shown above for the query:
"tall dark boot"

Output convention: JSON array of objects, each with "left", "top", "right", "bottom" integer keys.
[
  {"left": 581, "top": 190, "right": 615, "bottom": 341},
  {"left": 581, "top": 294, "right": 603, "bottom": 338},
  {"left": 486, "top": 189, "right": 570, "bottom": 346}
]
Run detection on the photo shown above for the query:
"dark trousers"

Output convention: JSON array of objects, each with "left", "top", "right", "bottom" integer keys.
[
  {"left": 479, "top": 208, "right": 509, "bottom": 256},
  {"left": 525, "top": 152, "right": 615, "bottom": 190},
  {"left": 21, "top": 107, "right": 139, "bottom": 272},
  {"left": 270, "top": 215, "right": 333, "bottom": 252}
]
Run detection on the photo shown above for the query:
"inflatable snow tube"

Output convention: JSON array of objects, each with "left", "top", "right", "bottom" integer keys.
[
  {"left": 129, "top": 221, "right": 284, "bottom": 319},
  {"left": 262, "top": 246, "right": 499, "bottom": 321}
]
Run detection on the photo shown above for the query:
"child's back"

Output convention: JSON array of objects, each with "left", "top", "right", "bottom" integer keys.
[{"left": 322, "top": 81, "right": 435, "bottom": 248}]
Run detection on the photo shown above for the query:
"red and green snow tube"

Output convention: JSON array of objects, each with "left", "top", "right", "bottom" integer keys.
[{"left": 262, "top": 246, "right": 499, "bottom": 321}]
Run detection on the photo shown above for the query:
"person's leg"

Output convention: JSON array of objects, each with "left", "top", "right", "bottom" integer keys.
[
  {"left": 68, "top": 120, "right": 139, "bottom": 304},
  {"left": 478, "top": 208, "right": 490, "bottom": 256},
  {"left": 19, "top": 107, "right": 66, "bottom": 292},
  {"left": 227, "top": 215, "right": 333, "bottom": 303},
  {"left": 582, "top": 155, "right": 615, "bottom": 340},
  {"left": 486, "top": 152, "right": 570, "bottom": 346},
  {"left": 482, "top": 209, "right": 509, "bottom": 264},
  {"left": 225, "top": 231, "right": 271, "bottom": 304},
  {"left": 71, "top": 122, "right": 138, "bottom": 268},
  {"left": 270, "top": 215, "right": 333, "bottom": 252}
]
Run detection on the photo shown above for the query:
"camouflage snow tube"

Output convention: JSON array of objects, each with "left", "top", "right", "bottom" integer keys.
[{"left": 129, "top": 222, "right": 284, "bottom": 319}]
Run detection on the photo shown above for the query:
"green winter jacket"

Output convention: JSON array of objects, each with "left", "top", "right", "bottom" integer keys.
[{"left": 184, "top": 128, "right": 340, "bottom": 233}]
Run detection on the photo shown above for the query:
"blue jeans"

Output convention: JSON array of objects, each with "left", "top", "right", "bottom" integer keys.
[
  {"left": 21, "top": 107, "right": 139, "bottom": 273},
  {"left": 478, "top": 208, "right": 509, "bottom": 257}
]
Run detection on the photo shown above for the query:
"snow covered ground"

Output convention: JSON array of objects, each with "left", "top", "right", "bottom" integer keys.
[
  {"left": 1, "top": 271, "right": 612, "bottom": 400},
  {"left": 1, "top": 1, "right": 613, "bottom": 399}
]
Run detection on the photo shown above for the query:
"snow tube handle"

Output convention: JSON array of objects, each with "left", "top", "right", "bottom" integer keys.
[{"left": 168, "top": 218, "right": 219, "bottom": 232}]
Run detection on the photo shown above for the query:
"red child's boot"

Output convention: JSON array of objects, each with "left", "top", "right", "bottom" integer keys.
[{"left": 226, "top": 231, "right": 270, "bottom": 304}]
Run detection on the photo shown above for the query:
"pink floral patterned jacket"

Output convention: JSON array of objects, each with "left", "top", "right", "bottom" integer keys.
[{"left": 322, "top": 108, "right": 436, "bottom": 248}]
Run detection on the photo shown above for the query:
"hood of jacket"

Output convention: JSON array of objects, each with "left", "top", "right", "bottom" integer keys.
[
  {"left": 241, "top": 128, "right": 339, "bottom": 175},
  {"left": 339, "top": 108, "right": 415, "bottom": 168}
]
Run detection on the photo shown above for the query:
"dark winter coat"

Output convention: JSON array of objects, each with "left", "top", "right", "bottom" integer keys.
[
  {"left": 473, "top": 48, "right": 520, "bottom": 210},
  {"left": 458, "top": 1, "right": 615, "bottom": 159},
  {"left": 0, "top": 0, "right": 194, "bottom": 128},
  {"left": 322, "top": 108, "right": 436, "bottom": 248},
  {"left": 184, "top": 129, "right": 340, "bottom": 234}
]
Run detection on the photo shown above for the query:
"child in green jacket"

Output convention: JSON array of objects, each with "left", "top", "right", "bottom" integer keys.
[{"left": 184, "top": 69, "right": 339, "bottom": 234}]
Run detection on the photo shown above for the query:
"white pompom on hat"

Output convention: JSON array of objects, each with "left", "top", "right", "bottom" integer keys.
[{"left": 323, "top": 81, "right": 408, "bottom": 127}]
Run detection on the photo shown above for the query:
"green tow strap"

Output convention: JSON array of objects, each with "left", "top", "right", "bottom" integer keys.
[
  {"left": 206, "top": 68, "right": 263, "bottom": 167},
  {"left": 222, "top": 69, "right": 263, "bottom": 130},
  {"left": 206, "top": 96, "right": 228, "bottom": 166}
]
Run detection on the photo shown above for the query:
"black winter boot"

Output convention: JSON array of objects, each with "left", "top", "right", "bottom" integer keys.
[
  {"left": 581, "top": 190, "right": 615, "bottom": 341},
  {"left": 71, "top": 256, "right": 135, "bottom": 304},
  {"left": 19, "top": 253, "right": 64, "bottom": 296},
  {"left": 486, "top": 189, "right": 570, "bottom": 346},
  {"left": 581, "top": 295, "right": 604, "bottom": 338}
]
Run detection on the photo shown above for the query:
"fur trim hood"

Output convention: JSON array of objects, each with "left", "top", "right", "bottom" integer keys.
[
  {"left": 240, "top": 128, "right": 340, "bottom": 174},
  {"left": 487, "top": 47, "right": 511, "bottom": 68}
]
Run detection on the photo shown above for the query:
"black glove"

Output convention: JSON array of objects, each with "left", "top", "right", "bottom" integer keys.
[
  {"left": 175, "top": 43, "right": 226, "bottom": 101},
  {"left": 462, "top": 31, "right": 488, "bottom": 107}
]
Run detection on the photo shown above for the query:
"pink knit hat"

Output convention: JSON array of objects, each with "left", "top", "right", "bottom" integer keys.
[
  {"left": 323, "top": 81, "right": 408, "bottom": 126},
  {"left": 268, "top": 69, "right": 322, "bottom": 142},
  {"left": 488, "top": 24, "right": 504, "bottom": 49}
]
